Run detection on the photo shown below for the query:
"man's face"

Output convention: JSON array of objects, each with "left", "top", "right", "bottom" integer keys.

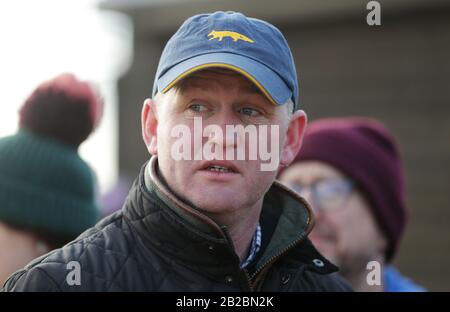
[
  {"left": 144, "top": 69, "right": 300, "bottom": 217},
  {"left": 279, "top": 161, "right": 387, "bottom": 272}
]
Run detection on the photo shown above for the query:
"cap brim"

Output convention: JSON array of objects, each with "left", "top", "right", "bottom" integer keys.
[{"left": 156, "top": 52, "right": 292, "bottom": 105}]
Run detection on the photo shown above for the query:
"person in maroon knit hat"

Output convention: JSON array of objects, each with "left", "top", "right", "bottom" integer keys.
[{"left": 279, "top": 117, "right": 425, "bottom": 292}]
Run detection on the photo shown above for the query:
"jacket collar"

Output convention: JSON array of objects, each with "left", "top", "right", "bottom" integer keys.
[{"left": 123, "top": 156, "right": 338, "bottom": 280}]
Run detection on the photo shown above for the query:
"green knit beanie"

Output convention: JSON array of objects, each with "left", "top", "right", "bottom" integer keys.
[{"left": 0, "top": 73, "right": 102, "bottom": 240}]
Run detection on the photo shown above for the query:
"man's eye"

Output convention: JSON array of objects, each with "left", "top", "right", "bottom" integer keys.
[
  {"left": 189, "top": 103, "right": 207, "bottom": 112},
  {"left": 239, "top": 107, "right": 261, "bottom": 117}
]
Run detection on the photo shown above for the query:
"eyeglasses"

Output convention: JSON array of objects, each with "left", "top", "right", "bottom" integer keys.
[{"left": 287, "top": 178, "right": 354, "bottom": 211}]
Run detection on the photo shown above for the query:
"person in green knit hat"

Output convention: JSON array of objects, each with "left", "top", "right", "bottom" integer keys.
[{"left": 0, "top": 73, "right": 102, "bottom": 285}]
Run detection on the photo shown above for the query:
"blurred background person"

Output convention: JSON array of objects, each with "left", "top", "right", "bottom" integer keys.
[
  {"left": 0, "top": 73, "right": 102, "bottom": 285},
  {"left": 279, "top": 117, "right": 425, "bottom": 292}
]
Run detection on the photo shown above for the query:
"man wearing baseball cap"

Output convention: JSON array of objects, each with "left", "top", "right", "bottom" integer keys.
[{"left": 3, "top": 11, "right": 351, "bottom": 291}]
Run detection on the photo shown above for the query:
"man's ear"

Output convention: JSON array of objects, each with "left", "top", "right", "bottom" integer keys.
[
  {"left": 141, "top": 98, "right": 158, "bottom": 155},
  {"left": 280, "top": 110, "right": 307, "bottom": 166}
]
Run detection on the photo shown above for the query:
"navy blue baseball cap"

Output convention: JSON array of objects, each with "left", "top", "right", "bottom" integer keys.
[{"left": 152, "top": 11, "right": 299, "bottom": 110}]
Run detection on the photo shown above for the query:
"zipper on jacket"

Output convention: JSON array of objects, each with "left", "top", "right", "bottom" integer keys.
[
  {"left": 223, "top": 225, "right": 310, "bottom": 291},
  {"left": 250, "top": 231, "right": 309, "bottom": 282}
]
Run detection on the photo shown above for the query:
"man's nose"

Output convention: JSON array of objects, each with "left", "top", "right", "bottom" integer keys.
[
  {"left": 204, "top": 110, "right": 239, "bottom": 149},
  {"left": 204, "top": 126, "right": 236, "bottom": 150}
]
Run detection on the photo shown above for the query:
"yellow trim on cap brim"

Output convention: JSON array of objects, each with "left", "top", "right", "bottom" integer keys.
[{"left": 161, "top": 63, "right": 278, "bottom": 105}]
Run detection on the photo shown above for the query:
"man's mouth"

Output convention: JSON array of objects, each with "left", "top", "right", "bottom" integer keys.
[
  {"left": 199, "top": 161, "right": 240, "bottom": 174},
  {"left": 206, "top": 165, "right": 235, "bottom": 173}
]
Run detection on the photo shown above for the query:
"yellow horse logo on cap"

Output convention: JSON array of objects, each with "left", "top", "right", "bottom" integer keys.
[{"left": 208, "top": 30, "right": 254, "bottom": 43}]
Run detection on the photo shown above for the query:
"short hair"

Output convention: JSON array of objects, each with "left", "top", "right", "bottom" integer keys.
[{"left": 285, "top": 98, "right": 294, "bottom": 119}]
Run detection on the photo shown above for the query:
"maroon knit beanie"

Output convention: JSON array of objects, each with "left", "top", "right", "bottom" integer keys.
[
  {"left": 19, "top": 73, "right": 103, "bottom": 149},
  {"left": 291, "top": 117, "right": 407, "bottom": 262}
]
